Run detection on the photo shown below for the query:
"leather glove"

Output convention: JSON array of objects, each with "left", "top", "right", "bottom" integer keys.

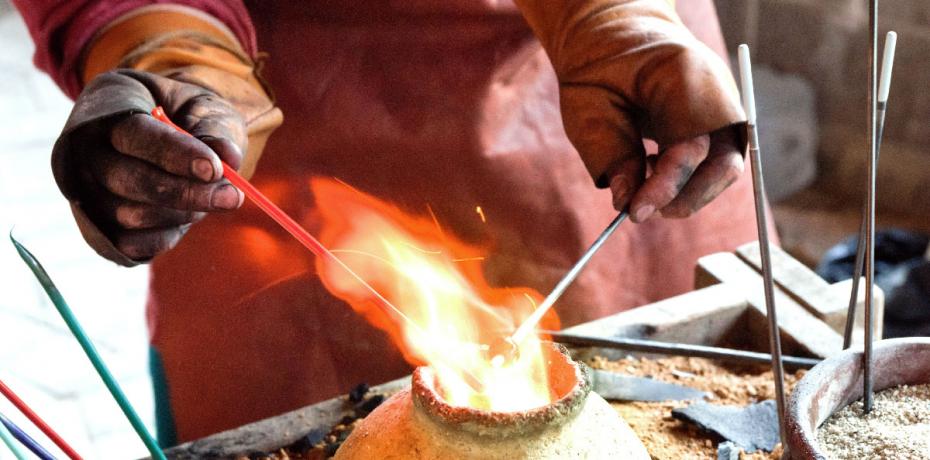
[
  {"left": 53, "top": 9, "right": 282, "bottom": 266},
  {"left": 515, "top": 0, "right": 747, "bottom": 222}
]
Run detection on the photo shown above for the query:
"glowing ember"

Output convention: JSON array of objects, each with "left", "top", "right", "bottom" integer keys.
[
  {"left": 312, "top": 178, "right": 560, "bottom": 412},
  {"left": 475, "top": 206, "right": 487, "bottom": 223}
]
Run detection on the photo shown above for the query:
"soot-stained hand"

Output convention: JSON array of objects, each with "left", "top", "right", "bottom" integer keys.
[
  {"left": 55, "top": 70, "right": 248, "bottom": 261},
  {"left": 514, "top": 0, "right": 748, "bottom": 224},
  {"left": 608, "top": 127, "right": 744, "bottom": 223}
]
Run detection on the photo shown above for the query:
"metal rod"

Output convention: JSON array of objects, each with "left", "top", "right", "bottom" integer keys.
[
  {"left": 546, "top": 332, "right": 820, "bottom": 369},
  {"left": 843, "top": 31, "right": 896, "bottom": 350},
  {"left": 843, "top": 106, "right": 885, "bottom": 349},
  {"left": 509, "top": 212, "right": 627, "bottom": 346},
  {"left": 863, "top": 0, "right": 879, "bottom": 413},
  {"left": 738, "top": 44, "right": 787, "bottom": 446}
]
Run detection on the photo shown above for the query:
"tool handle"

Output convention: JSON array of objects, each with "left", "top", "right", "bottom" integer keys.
[
  {"left": 737, "top": 45, "right": 757, "bottom": 126},
  {"left": 878, "top": 31, "right": 897, "bottom": 104}
]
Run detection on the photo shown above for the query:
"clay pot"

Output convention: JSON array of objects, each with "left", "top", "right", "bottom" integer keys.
[
  {"left": 335, "top": 343, "right": 649, "bottom": 459},
  {"left": 785, "top": 337, "right": 930, "bottom": 459}
]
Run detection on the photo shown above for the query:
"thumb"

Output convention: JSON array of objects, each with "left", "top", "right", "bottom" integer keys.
[{"left": 560, "top": 85, "right": 645, "bottom": 211}]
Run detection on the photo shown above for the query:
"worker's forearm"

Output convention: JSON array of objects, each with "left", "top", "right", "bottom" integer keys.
[
  {"left": 77, "top": 6, "right": 281, "bottom": 178},
  {"left": 11, "top": 0, "right": 256, "bottom": 99},
  {"left": 81, "top": 5, "right": 244, "bottom": 85},
  {"left": 46, "top": 4, "right": 281, "bottom": 265},
  {"left": 514, "top": 0, "right": 679, "bottom": 74},
  {"left": 513, "top": 0, "right": 744, "bottom": 186}
]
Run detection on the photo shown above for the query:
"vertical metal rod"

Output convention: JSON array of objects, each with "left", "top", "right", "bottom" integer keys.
[
  {"left": 863, "top": 0, "right": 879, "bottom": 413},
  {"left": 738, "top": 44, "right": 787, "bottom": 446},
  {"left": 843, "top": 31, "right": 897, "bottom": 349},
  {"left": 843, "top": 108, "right": 885, "bottom": 349}
]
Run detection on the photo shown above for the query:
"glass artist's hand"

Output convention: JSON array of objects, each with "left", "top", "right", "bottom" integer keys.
[
  {"left": 53, "top": 70, "right": 247, "bottom": 261},
  {"left": 515, "top": 0, "right": 748, "bottom": 223},
  {"left": 607, "top": 127, "right": 744, "bottom": 223}
]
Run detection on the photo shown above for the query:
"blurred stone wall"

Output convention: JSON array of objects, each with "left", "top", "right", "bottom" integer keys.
[{"left": 715, "top": 0, "right": 930, "bottom": 214}]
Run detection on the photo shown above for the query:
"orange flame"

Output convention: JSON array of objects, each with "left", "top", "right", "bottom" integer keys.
[{"left": 312, "top": 178, "right": 560, "bottom": 411}]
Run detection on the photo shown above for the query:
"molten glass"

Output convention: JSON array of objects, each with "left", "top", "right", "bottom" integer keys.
[{"left": 312, "top": 178, "right": 560, "bottom": 412}]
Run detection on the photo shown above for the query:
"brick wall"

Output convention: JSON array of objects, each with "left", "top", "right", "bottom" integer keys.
[{"left": 715, "top": 0, "right": 930, "bottom": 214}]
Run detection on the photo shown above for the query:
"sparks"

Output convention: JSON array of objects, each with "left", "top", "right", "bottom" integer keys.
[
  {"left": 451, "top": 256, "right": 486, "bottom": 263},
  {"left": 523, "top": 292, "right": 538, "bottom": 309},
  {"left": 426, "top": 204, "right": 446, "bottom": 240},
  {"left": 476, "top": 206, "right": 487, "bottom": 223}
]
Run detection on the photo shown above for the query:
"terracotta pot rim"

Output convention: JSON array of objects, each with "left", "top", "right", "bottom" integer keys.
[
  {"left": 785, "top": 337, "right": 930, "bottom": 459},
  {"left": 411, "top": 341, "right": 590, "bottom": 438}
]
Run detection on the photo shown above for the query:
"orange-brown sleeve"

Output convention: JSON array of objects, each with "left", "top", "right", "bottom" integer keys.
[{"left": 80, "top": 6, "right": 282, "bottom": 178}]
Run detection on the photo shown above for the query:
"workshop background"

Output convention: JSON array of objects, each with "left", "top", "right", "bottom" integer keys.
[
  {"left": 0, "top": 0, "right": 928, "bottom": 458},
  {"left": 716, "top": 0, "right": 930, "bottom": 264}
]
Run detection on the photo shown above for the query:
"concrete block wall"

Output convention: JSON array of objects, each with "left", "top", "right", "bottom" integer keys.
[{"left": 715, "top": 0, "right": 930, "bottom": 215}]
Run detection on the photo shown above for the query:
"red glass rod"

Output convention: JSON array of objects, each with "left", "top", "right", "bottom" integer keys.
[
  {"left": 151, "top": 107, "right": 485, "bottom": 391},
  {"left": 150, "top": 108, "right": 429, "bottom": 346}
]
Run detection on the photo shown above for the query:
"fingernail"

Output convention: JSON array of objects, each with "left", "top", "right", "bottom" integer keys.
[
  {"left": 610, "top": 176, "right": 631, "bottom": 211},
  {"left": 613, "top": 196, "right": 628, "bottom": 212},
  {"left": 192, "top": 158, "right": 216, "bottom": 181},
  {"left": 609, "top": 174, "right": 627, "bottom": 193},
  {"left": 212, "top": 184, "right": 242, "bottom": 210},
  {"left": 200, "top": 136, "right": 244, "bottom": 170},
  {"left": 634, "top": 205, "right": 655, "bottom": 222}
]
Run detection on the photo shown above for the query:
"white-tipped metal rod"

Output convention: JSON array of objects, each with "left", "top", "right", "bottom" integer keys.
[
  {"left": 843, "top": 30, "right": 897, "bottom": 350},
  {"left": 862, "top": 0, "right": 880, "bottom": 414},
  {"left": 738, "top": 44, "right": 787, "bottom": 446},
  {"left": 508, "top": 211, "right": 627, "bottom": 348}
]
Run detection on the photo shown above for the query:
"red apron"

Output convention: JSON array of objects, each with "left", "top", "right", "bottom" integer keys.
[{"left": 148, "top": 1, "right": 763, "bottom": 442}]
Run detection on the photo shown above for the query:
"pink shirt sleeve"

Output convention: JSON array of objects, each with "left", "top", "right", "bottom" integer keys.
[{"left": 11, "top": 0, "right": 257, "bottom": 99}]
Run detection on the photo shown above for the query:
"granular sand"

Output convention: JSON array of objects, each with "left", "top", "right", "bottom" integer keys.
[
  {"left": 818, "top": 384, "right": 930, "bottom": 460},
  {"left": 592, "top": 355, "right": 805, "bottom": 460}
]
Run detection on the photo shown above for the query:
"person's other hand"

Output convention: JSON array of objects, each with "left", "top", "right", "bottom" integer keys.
[
  {"left": 54, "top": 70, "right": 247, "bottom": 261},
  {"left": 515, "top": 0, "right": 747, "bottom": 223},
  {"left": 607, "top": 127, "right": 744, "bottom": 223}
]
